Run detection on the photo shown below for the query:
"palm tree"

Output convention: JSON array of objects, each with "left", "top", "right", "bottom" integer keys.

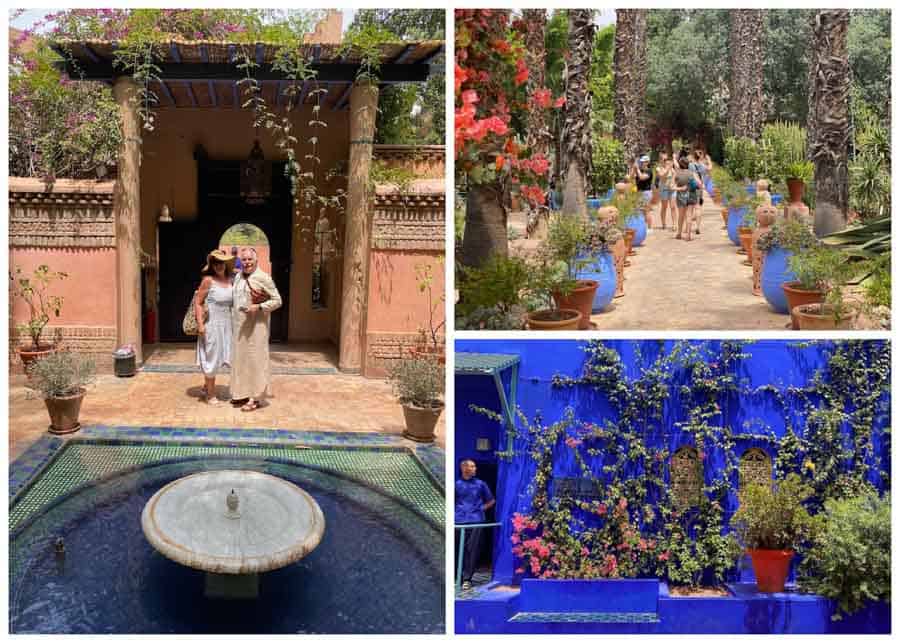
[
  {"left": 727, "top": 9, "right": 766, "bottom": 140},
  {"left": 561, "top": 9, "right": 594, "bottom": 218},
  {"left": 522, "top": 9, "right": 550, "bottom": 162},
  {"left": 613, "top": 9, "right": 648, "bottom": 167},
  {"left": 808, "top": 10, "right": 851, "bottom": 236}
]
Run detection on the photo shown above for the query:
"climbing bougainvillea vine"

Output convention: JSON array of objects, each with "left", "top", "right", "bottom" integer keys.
[{"left": 455, "top": 9, "right": 563, "bottom": 205}]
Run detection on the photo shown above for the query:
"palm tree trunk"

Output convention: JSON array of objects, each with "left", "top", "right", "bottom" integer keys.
[
  {"left": 727, "top": 9, "right": 766, "bottom": 140},
  {"left": 562, "top": 9, "right": 594, "bottom": 218},
  {"left": 462, "top": 183, "right": 508, "bottom": 267},
  {"left": 809, "top": 10, "right": 850, "bottom": 236},
  {"left": 523, "top": 9, "right": 550, "bottom": 161},
  {"left": 614, "top": 9, "right": 648, "bottom": 167}
]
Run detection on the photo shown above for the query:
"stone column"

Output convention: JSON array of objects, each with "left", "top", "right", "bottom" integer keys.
[
  {"left": 113, "top": 76, "right": 143, "bottom": 363},
  {"left": 338, "top": 81, "right": 378, "bottom": 373}
]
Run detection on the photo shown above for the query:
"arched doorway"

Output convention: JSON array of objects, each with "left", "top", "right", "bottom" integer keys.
[
  {"left": 219, "top": 223, "right": 272, "bottom": 274},
  {"left": 157, "top": 158, "right": 292, "bottom": 342}
]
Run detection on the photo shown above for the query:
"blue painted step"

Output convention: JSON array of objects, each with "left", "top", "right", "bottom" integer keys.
[{"left": 510, "top": 611, "right": 660, "bottom": 624}]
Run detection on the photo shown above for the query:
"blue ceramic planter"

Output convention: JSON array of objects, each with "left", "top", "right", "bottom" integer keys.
[
  {"left": 771, "top": 193, "right": 783, "bottom": 206},
  {"left": 587, "top": 198, "right": 602, "bottom": 210},
  {"left": 745, "top": 184, "right": 756, "bottom": 196},
  {"left": 576, "top": 252, "right": 616, "bottom": 313},
  {"left": 761, "top": 247, "right": 796, "bottom": 314},
  {"left": 727, "top": 206, "right": 749, "bottom": 245},
  {"left": 626, "top": 214, "right": 647, "bottom": 247}
]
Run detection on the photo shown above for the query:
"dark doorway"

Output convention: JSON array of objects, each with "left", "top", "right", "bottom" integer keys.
[
  {"left": 158, "top": 159, "right": 292, "bottom": 342},
  {"left": 474, "top": 457, "right": 498, "bottom": 569}
]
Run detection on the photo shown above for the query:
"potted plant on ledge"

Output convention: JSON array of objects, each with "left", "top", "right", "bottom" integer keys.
[
  {"left": 524, "top": 250, "right": 582, "bottom": 330},
  {"left": 26, "top": 350, "right": 96, "bottom": 434},
  {"left": 10, "top": 265, "right": 68, "bottom": 372},
  {"left": 389, "top": 355, "right": 444, "bottom": 443},
  {"left": 730, "top": 474, "right": 820, "bottom": 593},
  {"left": 545, "top": 215, "right": 597, "bottom": 330},
  {"left": 790, "top": 250, "right": 856, "bottom": 330}
]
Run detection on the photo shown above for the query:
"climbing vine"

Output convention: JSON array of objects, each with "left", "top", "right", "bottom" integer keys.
[{"left": 474, "top": 340, "right": 890, "bottom": 588}]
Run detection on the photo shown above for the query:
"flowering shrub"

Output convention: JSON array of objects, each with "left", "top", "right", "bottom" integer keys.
[{"left": 455, "top": 9, "right": 562, "bottom": 206}]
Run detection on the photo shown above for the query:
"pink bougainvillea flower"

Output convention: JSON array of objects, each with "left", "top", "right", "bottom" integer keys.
[{"left": 554, "top": 95, "right": 566, "bottom": 108}]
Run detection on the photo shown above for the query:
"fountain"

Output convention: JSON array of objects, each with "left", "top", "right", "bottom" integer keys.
[{"left": 141, "top": 470, "right": 325, "bottom": 599}]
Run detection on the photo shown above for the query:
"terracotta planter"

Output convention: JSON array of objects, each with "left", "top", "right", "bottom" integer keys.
[
  {"left": 737, "top": 226, "right": 753, "bottom": 256},
  {"left": 401, "top": 401, "right": 444, "bottom": 443},
  {"left": 720, "top": 207, "right": 728, "bottom": 228},
  {"left": 44, "top": 388, "right": 86, "bottom": 435},
  {"left": 782, "top": 282, "right": 825, "bottom": 330},
  {"left": 749, "top": 549, "right": 794, "bottom": 593},
  {"left": 624, "top": 228, "right": 636, "bottom": 259},
  {"left": 526, "top": 308, "right": 582, "bottom": 331},
  {"left": 612, "top": 238, "right": 626, "bottom": 298},
  {"left": 18, "top": 344, "right": 55, "bottom": 375},
  {"left": 553, "top": 280, "right": 599, "bottom": 330},
  {"left": 793, "top": 304, "right": 853, "bottom": 331},
  {"left": 786, "top": 179, "right": 805, "bottom": 204}
]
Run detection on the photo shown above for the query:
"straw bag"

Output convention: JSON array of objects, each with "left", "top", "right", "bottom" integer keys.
[{"left": 182, "top": 290, "right": 208, "bottom": 336}]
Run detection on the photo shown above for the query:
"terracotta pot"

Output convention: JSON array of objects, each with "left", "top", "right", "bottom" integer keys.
[
  {"left": 793, "top": 304, "right": 853, "bottom": 331},
  {"left": 401, "top": 401, "right": 444, "bottom": 443},
  {"left": 738, "top": 228, "right": 754, "bottom": 262},
  {"left": 749, "top": 549, "right": 794, "bottom": 593},
  {"left": 624, "top": 228, "right": 636, "bottom": 258},
  {"left": 526, "top": 308, "right": 582, "bottom": 331},
  {"left": 44, "top": 388, "right": 86, "bottom": 435},
  {"left": 18, "top": 344, "right": 55, "bottom": 375},
  {"left": 786, "top": 178, "right": 805, "bottom": 204},
  {"left": 721, "top": 207, "right": 728, "bottom": 227},
  {"left": 782, "top": 282, "right": 825, "bottom": 330},
  {"left": 612, "top": 238, "right": 626, "bottom": 298},
  {"left": 553, "top": 280, "right": 599, "bottom": 330}
]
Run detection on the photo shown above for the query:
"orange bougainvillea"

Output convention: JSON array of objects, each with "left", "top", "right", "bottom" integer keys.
[{"left": 455, "top": 9, "right": 561, "bottom": 206}]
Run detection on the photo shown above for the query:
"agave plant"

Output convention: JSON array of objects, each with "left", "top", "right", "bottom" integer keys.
[{"left": 821, "top": 216, "right": 890, "bottom": 287}]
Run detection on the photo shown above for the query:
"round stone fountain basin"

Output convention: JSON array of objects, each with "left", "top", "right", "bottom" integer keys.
[{"left": 142, "top": 470, "right": 325, "bottom": 575}]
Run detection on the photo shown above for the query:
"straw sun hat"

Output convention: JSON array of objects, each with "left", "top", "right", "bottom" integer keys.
[{"left": 201, "top": 249, "right": 236, "bottom": 274}]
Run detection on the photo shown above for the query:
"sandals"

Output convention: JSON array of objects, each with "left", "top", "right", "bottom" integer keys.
[
  {"left": 241, "top": 400, "right": 261, "bottom": 412},
  {"left": 203, "top": 392, "right": 220, "bottom": 405}
]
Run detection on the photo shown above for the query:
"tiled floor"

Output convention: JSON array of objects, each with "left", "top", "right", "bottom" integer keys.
[{"left": 9, "top": 348, "right": 445, "bottom": 460}]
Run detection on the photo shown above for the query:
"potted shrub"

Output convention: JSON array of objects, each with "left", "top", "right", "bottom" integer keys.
[
  {"left": 545, "top": 215, "right": 597, "bottom": 330},
  {"left": 614, "top": 190, "right": 646, "bottom": 249},
  {"left": 782, "top": 245, "right": 832, "bottom": 329},
  {"left": 10, "top": 265, "right": 68, "bottom": 371},
  {"left": 26, "top": 350, "right": 96, "bottom": 434},
  {"left": 738, "top": 203, "right": 760, "bottom": 262},
  {"left": 756, "top": 217, "right": 818, "bottom": 314},
  {"left": 456, "top": 255, "right": 531, "bottom": 330},
  {"left": 798, "top": 489, "right": 890, "bottom": 621},
  {"left": 730, "top": 474, "right": 820, "bottom": 593},
  {"left": 388, "top": 355, "right": 444, "bottom": 443},
  {"left": 524, "top": 251, "right": 582, "bottom": 330},
  {"left": 785, "top": 160, "right": 813, "bottom": 205}
]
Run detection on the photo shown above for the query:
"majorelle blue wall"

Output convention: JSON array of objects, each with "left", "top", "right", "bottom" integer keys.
[{"left": 454, "top": 339, "right": 890, "bottom": 584}]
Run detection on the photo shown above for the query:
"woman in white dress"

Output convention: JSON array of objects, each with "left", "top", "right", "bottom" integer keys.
[{"left": 195, "top": 249, "right": 235, "bottom": 404}]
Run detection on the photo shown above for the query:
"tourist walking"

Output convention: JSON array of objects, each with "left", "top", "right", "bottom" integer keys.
[
  {"left": 674, "top": 157, "right": 699, "bottom": 241},
  {"left": 195, "top": 249, "right": 235, "bottom": 405},
  {"left": 230, "top": 247, "right": 282, "bottom": 412},
  {"left": 455, "top": 459, "right": 495, "bottom": 590},
  {"left": 689, "top": 151, "right": 707, "bottom": 236},
  {"left": 656, "top": 153, "right": 677, "bottom": 230}
]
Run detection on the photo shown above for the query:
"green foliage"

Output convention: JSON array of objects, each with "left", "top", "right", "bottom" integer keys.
[
  {"left": 787, "top": 246, "right": 852, "bottom": 293},
  {"left": 220, "top": 223, "right": 268, "bottom": 246},
  {"left": 456, "top": 255, "right": 530, "bottom": 329},
  {"left": 723, "top": 137, "right": 762, "bottom": 181},
  {"left": 545, "top": 215, "right": 586, "bottom": 279},
  {"left": 763, "top": 10, "right": 814, "bottom": 123},
  {"left": 26, "top": 351, "right": 96, "bottom": 399},
  {"left": 339, "top": 22, "right": 400, "bottom": 82},
  {"left": 863, "top": 254, "right": 891, "bottom": 309},
  {"left": 758, "top": 121, "right": 807, "bottom": 186},
  {"left": 590, "top": 137, "right": 625, "bottom": 193},
  {"left": 10, "top": 265, "right": 68, "bottom": 350},
  {"left": 583, "top": 217, "right": 623, "bottom": 255},
  {"left": 388, "top": 356, "right": 443, "bottom": 408},
  {"left": 785, "top": 160, "right": 814, "bottom": 183},
  {"left": 589, "top": 24, "right": 615, "bottom": 138},
  {"left": 849, "top": 102, "right": 890, "bottom": 219},
  {"left": 730, "top": 475, "right": 820, "bottom": 551},
  {"left": 755, "top": 217, "right": 818, "bottom": 253},
  {"left": 799, "top": 490, "right": 891, "bottom": 619},
  {"left": 822, "top": 215, "right": 890, "bottom": 260},
  {"left": 848, "top": 9, "right": 891, "bottom": 122}
]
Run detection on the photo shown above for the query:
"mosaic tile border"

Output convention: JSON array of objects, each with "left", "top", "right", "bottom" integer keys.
[
  {"left": 509, "top": 612, "right": 661, "bottom": 624},
  {"left": 10, "top": 425, "right": 445, "bottom": 506},
  {"left": 139, "top": 364, "right": 338, "bottom": 375}
]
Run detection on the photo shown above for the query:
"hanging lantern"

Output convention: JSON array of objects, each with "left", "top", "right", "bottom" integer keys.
[{"left": 240, "top": 139, "right": 271, "bottom": 205}]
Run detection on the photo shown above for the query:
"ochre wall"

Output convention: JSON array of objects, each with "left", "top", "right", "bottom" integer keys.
[{"left": 140, "top": 106, "right": 349, "bottom": 342}]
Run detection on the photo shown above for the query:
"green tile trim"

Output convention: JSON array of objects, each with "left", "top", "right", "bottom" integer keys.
[
  {"left": 11, "top": 438, "right": 444, "bottom": 531},
  {"left": 455, "top": 352, "right": 520, "bottom": 375}
]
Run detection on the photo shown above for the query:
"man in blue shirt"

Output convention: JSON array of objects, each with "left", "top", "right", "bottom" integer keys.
[{"left": 455, "top": 459, "right": 495, "bottom": 590}]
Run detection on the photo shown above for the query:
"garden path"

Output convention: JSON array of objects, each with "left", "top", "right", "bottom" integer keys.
[{"left": 588, "top": 195, "right": 789, "bottom": 330}]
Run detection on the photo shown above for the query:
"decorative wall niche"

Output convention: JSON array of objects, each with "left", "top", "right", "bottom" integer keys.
[{"left": 670, "top": 446, "right": 702, "bottom": 509}]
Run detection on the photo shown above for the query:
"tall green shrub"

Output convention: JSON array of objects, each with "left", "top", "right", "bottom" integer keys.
[{"left": 591, "top": 136, "right": 625, "bottom": 194}]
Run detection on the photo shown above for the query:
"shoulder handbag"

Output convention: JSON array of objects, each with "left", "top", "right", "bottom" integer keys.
[{"left": 182, "top": 289, "right": 209, "bottom": 336}]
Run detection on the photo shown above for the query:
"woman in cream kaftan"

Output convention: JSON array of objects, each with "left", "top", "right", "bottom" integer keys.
[{"left": 230, "top": 261, "right": 282, "bottom": 409}]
